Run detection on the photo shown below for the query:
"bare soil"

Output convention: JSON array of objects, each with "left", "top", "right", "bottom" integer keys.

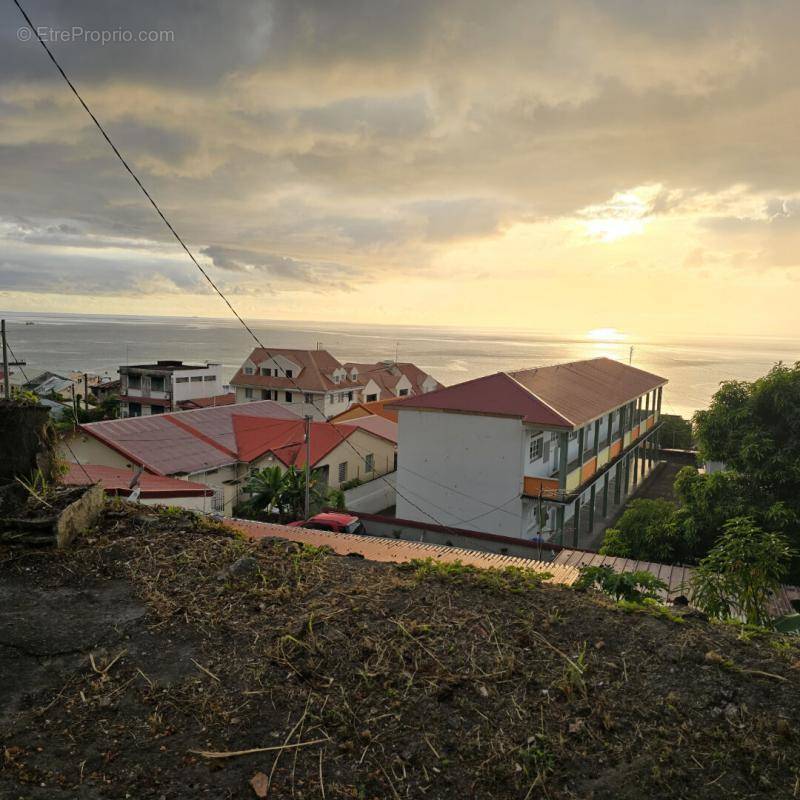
[{"left": 1, "top": 503, "right": 799, "bottom": 799}]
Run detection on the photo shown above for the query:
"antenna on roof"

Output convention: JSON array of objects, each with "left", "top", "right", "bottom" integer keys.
[
  {"left": 395, "top": 341, "right": 399, "bottom": 362},
  {"left": 629, "top": 345, "right": 634, "bottom": 365}
]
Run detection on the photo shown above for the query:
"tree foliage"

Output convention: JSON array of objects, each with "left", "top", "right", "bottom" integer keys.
[
  {"left": 659, "top": 414, "right": 694, "bottom": 450},
  {"left": 244, "top": 465, "right": 331, "bottom": 519},
  {"left": 690, "top": 517, "right": 795, "bottom": 627},
  {"left": 692, "top": 362, "right": 800, "bottom": 580},
  {"left": 600, "top": 499, "right": 683, "bottom": 563}
]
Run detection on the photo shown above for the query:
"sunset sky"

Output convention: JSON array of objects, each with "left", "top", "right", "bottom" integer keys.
[{"left": 2, "top": 1, "right": 800, "bottom": 337}]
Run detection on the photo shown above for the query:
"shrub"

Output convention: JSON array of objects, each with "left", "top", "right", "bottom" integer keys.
[
  {"left": 600, "top": 499, "right": 681, "bottom": 562},
  {"left": 575, "top": 564, "right": 667, "bottom": 602},
  {"left": 690, "top": 516, "right": 794, "bottom": 627}
]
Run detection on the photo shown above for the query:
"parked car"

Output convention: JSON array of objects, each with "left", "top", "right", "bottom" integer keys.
[{"left": 287, "top": 512, "right": 365, "bottom": 534}]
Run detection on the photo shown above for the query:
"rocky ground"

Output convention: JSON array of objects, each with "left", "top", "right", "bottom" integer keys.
[{"left": 1, "top": 502, "right": 799, "bottom": 799}]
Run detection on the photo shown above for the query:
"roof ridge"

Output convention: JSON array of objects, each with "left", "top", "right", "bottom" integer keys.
[
  {"left": 164, "top": 415, "right": 238, "bottom": 459},
  {"left": 501, "top": 372, "right": 575, "bottom": 427}
]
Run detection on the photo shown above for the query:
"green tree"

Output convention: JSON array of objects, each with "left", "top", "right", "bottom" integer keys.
[
  {"left": 690, "top": 517, "right": 795, "bottom": 627},
  {"left": 280, "top": 466, "right": 327, "bottom": 518},
  {"left": 692, "top": 362, "right": 800, "bottom": 579},
  {"left": 600, "top": 499, "right": 682, "bottom": 562},
  {"left": 245, "top": 465, "right": 287, "bottom": 515},
  {"left": 659, "top": 414, "right": 694, "bottom": 450}
]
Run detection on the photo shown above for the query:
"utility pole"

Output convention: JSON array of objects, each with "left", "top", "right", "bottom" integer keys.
[
  {"left": 1, "top": 320, "right": 26, "bottom": 400},
  {"left": 84, "top": 372, "right": 89, "bottom": 410},
  {"left": 303, "top": 415, "right": 312, "bottom": 519}
]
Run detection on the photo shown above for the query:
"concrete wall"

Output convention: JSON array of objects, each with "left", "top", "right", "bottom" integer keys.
[
  {"left": 60, "top": 433, "right": 133, "bottom": 470},
  {"left": 343, "top": 471, "right": 396, "bottom": 513},
  {"left": 395, "top": 409, "right": 525, "bottom": 537},
  {"left": 172, "top": 364, "right": 224, "bottom": 404}
]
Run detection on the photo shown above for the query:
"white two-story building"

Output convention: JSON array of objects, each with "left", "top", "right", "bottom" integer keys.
[
  {"left": 391, "top": 357, "right": 667, "bottom": 546},
  {"left": 119, "top": 360, "right": 225, "bottom": 417}
]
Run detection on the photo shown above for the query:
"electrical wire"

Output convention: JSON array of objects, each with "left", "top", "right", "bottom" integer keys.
[{"left": 12, "top": 0, "right": 469, "bottom": 535}]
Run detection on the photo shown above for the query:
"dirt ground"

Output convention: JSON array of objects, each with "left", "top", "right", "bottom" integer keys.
[{"left": 1, "top": 503, "right": 799, "bottom": 799}]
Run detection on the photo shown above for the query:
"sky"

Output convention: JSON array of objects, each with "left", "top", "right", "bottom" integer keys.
[{"left": 2, "top": 0, "right": 800, "bottom": 338}]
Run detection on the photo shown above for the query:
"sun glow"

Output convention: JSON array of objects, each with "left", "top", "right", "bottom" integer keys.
[{"left": 586, "top": 327, "right": 626, "bottom": 342}]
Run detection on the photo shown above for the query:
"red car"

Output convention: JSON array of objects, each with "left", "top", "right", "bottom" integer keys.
[{"left": 287, "top": 512, "right": 365, "bottom": 535}]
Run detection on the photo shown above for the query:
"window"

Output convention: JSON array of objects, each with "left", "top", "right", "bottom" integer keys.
[
  {"left": 190, "top": 376, "right": 203, "bottom": 382},
  {"left": 364, "top": 453, "right": 374, "bottom": 472},
  {"left": 261, "top": 367, "right": 270, "bottom": 376},
  {"left": 328, "top": 394, "right": 334, "bottom": 403},
  {"left": 204, "top": 375, "right": 216, "bottom": 381},
  {"left": 286, "top": 369, "right": 293, "bottom": 378},
  {"left": 244, "top": 388, "right": 253, "bottom": 399},
  {"left": 151, "top": 376, "right": 165, "bottom": 391},
  {"left": 151, "top": 405, "right": 164, "bottom": 414},
  {"left": 261, "top": 389, "right": 270, "bottom": 400},
  {"left": 568, "top": 431, "right": 578, "bottom": 441},
  {"left": 244, "top": 366, "right": 254, "bottom": 375},
  {"left": 347, "top": 391, "right": 353, "bottom": 401},
  {"left": 398, "top": 388, "right": 409, "bottom": 396},
  {"left": 175, "top": 376, "right": 189, "bottom": 384},
  {"left": 304, "top": 393, "right": 313, "bottom": 403},
  {"left": 529, "top": 436, "right": 543, "bottom": 462},
  {"left": 338, "top": 462, "right": 348, "bottom": 483},
  {"left": 366, "top": 393, "right": 378, "bottom": 402},
  {"left": 285, "top": 391, "right": 293, "bottom": 403},
  {"left": 128, "top": 374, "right": 141, "bottom": 389}
]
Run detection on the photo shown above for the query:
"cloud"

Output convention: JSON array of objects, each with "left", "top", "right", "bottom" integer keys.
[{"left": 2, "top": 0, "right": 800, "bottom": 332}]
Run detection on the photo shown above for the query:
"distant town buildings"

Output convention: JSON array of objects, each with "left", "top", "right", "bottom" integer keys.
[
  {"left": 118, "top": 360, "right": 225, "bottom": 417},
  {"left": 391, "top": 357, "right": 667, "bottom": 545},
  {"left": 231, "top": 348, "right": 443, "bottom": 420}
]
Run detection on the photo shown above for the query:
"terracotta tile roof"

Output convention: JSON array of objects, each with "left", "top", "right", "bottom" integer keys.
[
  {"left": 231, "top": 348, "right": 363, "bottom": 392},
  {"left": 233, "top": 417, "right": 357, "bottom": 467},
  {"left": 332, "top": 413, "right": 398, "bottom": 445},
  {"left": 62, "top": 463, "right": 212, "bottom": 497},
  {"left": 177, "top": 393, "right": 236, "bottom": 410},
  {"left": 390, "top": 357, "right": 667, "bottom": 429},
  {"left": 78, "top": 400, "right": 300, "bottom": 475}
]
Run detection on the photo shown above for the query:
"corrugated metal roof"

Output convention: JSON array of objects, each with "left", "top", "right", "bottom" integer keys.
[
  {"left": 231, "top": 348, "right": 362, "bottom": 392},
  {"left": 391, "top": 357, "right": 667, "bottom": 429},
  {"left": 228, "top": 518, "right": 580, "bottom": 584},
  {"left": 333, "top": 413, "right": 398, "bottom": 445},
  {"left": 79, "top": 400, "right": 300, "bottom": 475},
  {"left": 62, "top": 463, "right": 212, "bottom": 497}
]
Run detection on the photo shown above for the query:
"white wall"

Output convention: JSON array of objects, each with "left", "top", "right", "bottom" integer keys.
[
  {"left": 172, "top": 364, "right": 224, "bottom": 404},
  {"left": 395, "top": 409, "right": 525, "bottom": 537}
]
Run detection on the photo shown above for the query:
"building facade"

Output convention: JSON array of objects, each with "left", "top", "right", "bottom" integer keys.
[
  {"left": 119, "top": 360, "right": 225, "bottom": 417},
  {"left": 230, "top": 348, "right": 364, "bottom": 420},
  {"left": 392, "top": 358, "right": 667, "bottom": 545},
  {"left": 343, "top": 361, "right": 443, "bottom": 403}
]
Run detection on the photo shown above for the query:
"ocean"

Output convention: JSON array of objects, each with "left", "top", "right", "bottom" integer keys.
[{"left": 1, "top": 310, "right": 797, "bottom": 419}]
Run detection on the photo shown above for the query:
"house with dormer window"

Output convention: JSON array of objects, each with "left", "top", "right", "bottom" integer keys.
[{"left": 230, "top": 348, "right": 364, "bottom": 420}]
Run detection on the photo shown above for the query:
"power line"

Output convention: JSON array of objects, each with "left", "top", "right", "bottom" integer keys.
[{"left": 12, "top": 2, "right": 462, "bottom": 536}]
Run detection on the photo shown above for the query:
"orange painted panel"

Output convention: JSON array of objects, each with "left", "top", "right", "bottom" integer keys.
[
  {"left": 630, "top": 425, "right": 640, "bottom": 440},
  {"left": 610, "top": 440, "right": 622, "bottom": 459},
  {"left": 581, "top": 457, "right": 597, "bottom": 483},
  {"left": 646, "top": 417, "right": 654, "bottom": 430},
  {"left": 523, "top": 476, "right": 560, "bottom": 497}
]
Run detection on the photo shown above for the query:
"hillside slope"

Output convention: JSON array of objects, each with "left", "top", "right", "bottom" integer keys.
[{"left": 1, "top": 504, "right": 799, "bottom": 799}]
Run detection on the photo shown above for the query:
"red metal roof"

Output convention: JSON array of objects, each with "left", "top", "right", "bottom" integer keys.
[
  {"left": 233, "top": 417, "right": 357, "bottom": 467},
  {"left": 177, "top": 393, "right": 235, "bottom": 410},
  {"left": 79, "top": 400, "right": 300, "bottom": 475},
  {"left": 390, "top": 357, "right": 667, "bottom": 429},
  {"left": 389, "top": 371, "right": 573, "bottom": 427},
  {"left": 332, "top": 413, "right": 397, "bottom": 445},
  {"left": 62, "top": 463, "right": 212, "bottom": 497},
  {"left": 330, "top": 399, "right": 399, "bottom": 423}
]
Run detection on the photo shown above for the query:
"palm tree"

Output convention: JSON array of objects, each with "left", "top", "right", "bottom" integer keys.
[
  {"left": 281, "top": 466, "right": 327, "bottom": 519},
  {"left": 245, "top": 465, "right": 286, "bottom": 516}
]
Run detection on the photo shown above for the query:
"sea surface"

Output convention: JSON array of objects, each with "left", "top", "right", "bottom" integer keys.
[{"left": 1, "top": 311, "right": 797, "bottom": 419}]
